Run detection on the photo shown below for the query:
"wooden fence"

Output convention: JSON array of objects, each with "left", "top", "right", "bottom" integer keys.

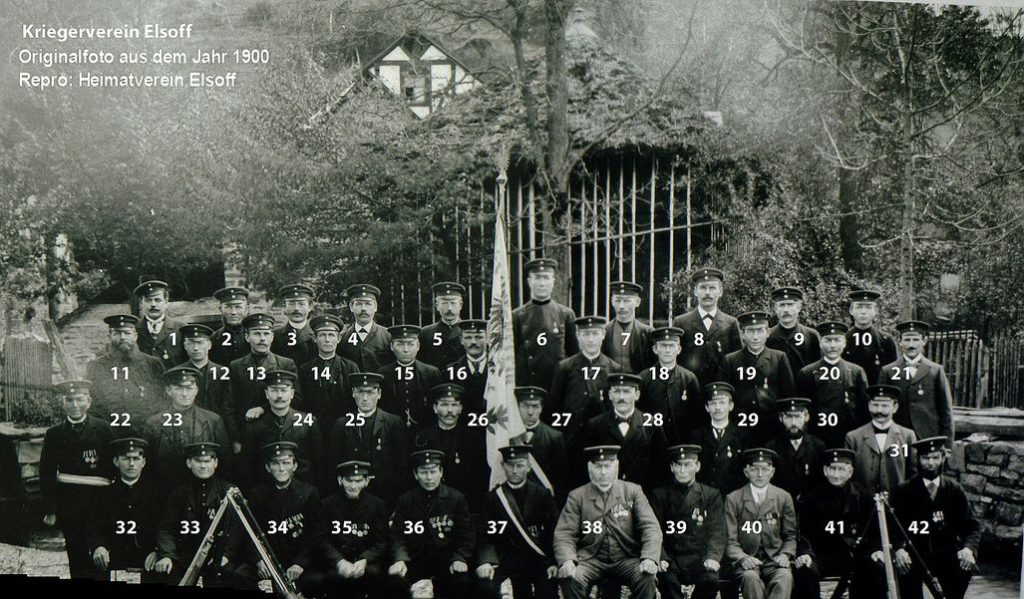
[{"left": 929, "top": 330, "right": 1024, "bottom": 409}]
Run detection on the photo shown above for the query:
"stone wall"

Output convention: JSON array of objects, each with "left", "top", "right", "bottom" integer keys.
[{"left": 948, "top": 438, "right": 1024, "bottom": 560}]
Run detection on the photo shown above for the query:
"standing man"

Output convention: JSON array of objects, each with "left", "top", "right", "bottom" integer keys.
[
  {"left": 670, "top": 268, "right": 741, "bottom": 387},
  {"left": 413, "top": 383, "right": 488, "bottom": 510},
  {"left": 298, "top": 314, "right": 360, "bottom": 438},
  {"left": 40, "top": 379, "right": 114, "bottom": 579},
  {"left": 511, "top": 386, "right": 568, "bottom": 502},
  {"left": 878, "top": 321, "right": 955, "bottom": 441},
  {"left": 177, "top": 323, "right": 232, "bottom": 434},
  {"left": 419, "top": 282, "right": 468, "bottom": 370},
  {"left": 842, "top": 289, "right": 898, "bottom": 385},
  {"left": 688, "top": 382, "right": 748, "bottom": 494},
  {"left": 602, "top": 281, "right": 655, "bottom": 374},
  {"left": 796, "top": 321, "right": 870, "bottom": 449},
  {"left": 513, "top": 258, "right": 578, "bottom": 391},
  {"left": 724, "top": 448, "right": 798, "bottom": 599},
  {"left": 844, "top": 384, "right": 918, "bottom": 497},
  {"left": 271, "top": 284, "right": 318, "bottom": 367},
  {"left": 764, "top": 398, "right": 826, "bottom": 500},
  {"left": 766, "top": 287, "right": 820, "bottom": 373},
  {"left": 552, "top": 445, "right": 662, "bottom": 599},
  {"left": 134, "top": 280, "right": 185, "bottom": 368},
  {"left": 209, "top": 287, "right": 251, "bottom": 367},
  {"left": 444, "top": 318, "right": 489, "bottom": 418},
  {"left": 638, "top": 326, "right": 703, "bottom": 443},
  {"left": 892, "top": 437, "right": 981, "bottom": 599},
  {"left": 378, "top": 324, "right": 443, "bottom": 428},
  {"left": 721, "top": 311, "right": 796, "bottom": 444},
  {"left": 242, "top": 370, "right": 323, "bottom": 489},
  {"left": 339, "top": 284, "right": 394, "bottom": 372},
  {"left": 650, "top": 444, "right": 726, "bottom": 599}
]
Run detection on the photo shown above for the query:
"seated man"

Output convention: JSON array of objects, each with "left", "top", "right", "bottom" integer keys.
[
  {"left": 724, "top": 448, "right": 797, "bottom": 599},
  {"left": 552, "top": 445, "right": 662, "bottom": 599}
]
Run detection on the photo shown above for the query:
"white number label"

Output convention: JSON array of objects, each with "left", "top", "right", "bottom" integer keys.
[
  {"left": 346, "top": 413, "right": 366, "bottom": 427},
  {"left": 737, "top": 412, "right": 759, "bottom": 427},
  {"left": 110, "top": 413, "right": 131, "bottom": 427},
  {"left": 404, "top": 520, "right": 425, "bottom": 535},
  {"left": 737, "top": 366, "right": 757, "bottom": 381},
  {"left": 817, "top": 413, "right": 839, "bottom": 427},
  {"left": 581, "top": 366, "right": 601, "bottom": 381},
  {"left": 649, "top": 366, "right": 671, "bottom": 381},
  {"left": 694, "top": 332, "right": 705, "bottom": 346},
  {"left": 852, "top": 332, "right": 873, "bottom": 346},
  {"left": 552, "top": 413, "right": 572, "bottom": 427},
  {"left": 819, "top": 366, "right": 840, "bottom": 381},
  {"left": 287, "top": 331, "right": 297, "bottom": 346},
  {"left": 348, "top": 333, "right": 360, "bottom": 345},
  {"left": 467, "top": 413, "right": 489, "bottom": 427},
  {"left": 824, "top": 520, "right": 846, "bottom": 534},
  {"left": 889, "top": 443, "right": 909, "bottom": 457},
  {"left": 433, "top": 332, "right": 443, "bottom": 346},
  {"left": 908, "top": 521, "right": 930, "bottom": 535},
  {"left": 211, "top": 366, "right": 230, "bottom": 381},
  {"left": 312, "top": 366, "right": 331, "bottom": 381},
  {"left": 163, "top": 413, "right": 183, "bottom": 427},
  {"left": 889, "top": 366, "right": 913, "bottom": 381},
  {"left": 395, "top": 366, "right": 414, "bottom": 380},
  {"left": 665, "top": 520, "right": 688, "bottom": 534},
  {"left": 169, "top": 333, "right": 177, "bottom": 345},
  {"left": 794, "top": 332, "right": 805, "bottom": 345},
  {"left": 294, "top": 413, "right": 314, "bottom": 426},
  {"left": 332, "top": 520, "right": 356, "bottom": 535},
  {"left": 536, "top": 332, "right": 548, "bottom": 346},
  {"left": 486, "top": 520, "right": 508, "bottom": 534},
  {"left": 111, "top": 366, "right": 129, "bottom": 380},
  {"left": 221, "top": 332, "right": 232, "bottom": 346},
  {"left": 180, "top": 520, "right": 201, "bottom": 535},
  {"left": 447, "top": 366, "right": 468, "bottom": 381},
  {"left": 643, "top": 413, "right": 664, "bottom": 427},
  {"left": 267, "top": 521, "right": 288, "bottom": 534},
  {"left": 581, "top": 520, "right": 603, "bottom": 534},
  {"left": 741, "top": 520, "right": 763, "bottom": 534},
  {"left": 621, "top": 332, "right": 631, "bottom": 346},
  {"left": 247, "top": 366, "right": 266, "bottom": 381},
  {"left": 115, "top": 520, "right": 137, "bottom": 535}
]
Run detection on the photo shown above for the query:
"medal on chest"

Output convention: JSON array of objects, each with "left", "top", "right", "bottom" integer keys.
[
  {"left": 765, "top": 512, "right": 778, "bottom": 527},
  {"left": 610, "top": 503, "right": 630, "bottom": 520},
  {"left": 376, "top": 437, "right": 382, "bottom": 451},
  {"left": 692, "top": 507, "right": 705, "bottom": 526},
  {"left": 680, "top": 390, "right": 688, "bottom": 403},
  {"left": 552, "top": 325, "right": 559, "bottom": 334},
  {"left": 726, "top": 445, "right": 733, "bottom": 458},
  {"left": 82, "top": 448, "right": 98, "bottom": 467},
  {"left": 286, "top": 513, "right": 305, "bottom": 538},
  {"left": 430, "top": 514, "right": 454, "bottom": 538},
  {"left": 454, "top": 452, "right": 461, "bottom": 465},
  {"left": 932, "top": 510, "right": 944, "bottom": 524}
]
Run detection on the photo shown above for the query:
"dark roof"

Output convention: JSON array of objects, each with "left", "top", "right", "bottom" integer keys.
[{"left": 361, "top": 31, "right": 478, "bottom": 77}]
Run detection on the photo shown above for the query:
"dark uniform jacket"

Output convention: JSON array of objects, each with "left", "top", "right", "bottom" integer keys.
[
  {"left": 602, "top": 319, "right": 655, "bottom": 374},
  {"left": 844, "top": 422, "right": 918, "bottom": 496},
  {"left": 338, "top": 322, "right": 393, "bottom": 373},
  {"left": 242, "top": 407, "right": 324, "bottom": 489},
  {"left": 796, "top": 358, "right": 869, "bottom": 449},
  {"left": 724, "top": 484, "right": 798, "bottom": 564},
  {"left": 552, "top": 479, "right": 663, "bottom": 564},
  {"left": 390, "top": 484, "right": 476, "bottom": 565},
  {"left": 797, "top": 480, "right": 875, "bottom": 575},
  {"left": 378, "top": 360, "right": 443, "bottom": 429},
  {"left": 444, "top": 355, "right": 488, "bottom": 417},
  {"left": 546, "top": 353, "right": 623, "bottom": 447},
  {"left": 638, "top": 363, "right": 704, "bottom": 443},
  {"left": 271, "top": 322, "right": 317, "bottom": 369},
  {"left": 89, "top": 474, "right": 162, "bottom": 568},
  {"left": 322, "top": 491, "right": 389, "bottom": 566},
  {"left": 418, "top": 321, "right": 467, "bottom": 371},
  {"left": 227, "top": 352, "right": 300, "bottom": 439},
  {"left": 670, "top": 309, "right": 742, "bottom": 387},
  {"left": 329, "top": 408, "right": 408, "bottom": 504},
  {"left": 576, "top": 409, "right": 670, "bottom": 491},
  {"left": 512, "top": 423, "right": 568, "bottom": 501},
  {"left": 210, "top": 324, "right": 250, "bottom": 369},
  {"left": 229, "top": 479, "right": 327, "bottom": 570},
  {"left": 477, "top": 480, "right": 558, "bottom": 568},
  {"left": 144, "top": 405, "right": 232, "bottom": 493},
  {"left": 414, "top": 424, "right": 489, "bottom": 509},
  {"left": 878, "top": 356, "right": 955, "bottom": 441},
  {"left": 513, "top": 299, "right": 578, "bottom": 391},
  {"left": 86, "top": 349, "right": 166, "bottom": 434},
  {"left": 136, "top": 317, "right": 186, "bottom": 369},
  {"left": 720, "top": 348, "right": 796, "bottom": 443},
  {"left": 650, "top": 481, "right": 727, "bottom": 567},
  {"left": 40, "top": 416, "right": 114, "bottom": 519},
  {"left": 842, "top": 325, "right": 898, "bottom": 386},
  {"left": 297, "top": 353, "right": 360, "bottom": 437},
  {"left": 157, "top": 476, "right": 235, "bottom": 569},
  {"left": 688, "top": 423, "right": 747, "bottom": 494},
  {"left": 892, "top": 476, "right": 981, "bottom": 566},
  {"left": 767, "top": 323, "right": 821, "bottom": 374},
  {"left": 183, "top": 361, "right": 233, "bottom": 437},
  {"left": 765, "top": 433, "right": 826, "bottom": 501}
]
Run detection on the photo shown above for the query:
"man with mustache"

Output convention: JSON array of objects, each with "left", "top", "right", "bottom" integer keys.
[
  {"left": 796, "top": 321, "right": 870, "bottom": 449},
  {"left": 414, "top": 383, "right": 488, "bottom": 510},
  {"left": 339, "top": 284, "right": 394, "bottom": 373},
  {"left": 766, "top": 287, "right": 820, "bottom": 373},
  {"left": 444, "top": 318, "right": 488, "bottom": 423},
  {"left": 844, "top": 384, "right": 918, "bottom": 496},
  {"left": 601, "top": 281, "right": 655, "bottom": 374},
  {"left": 271, "top": 284, "right": 318, "bottom": 367},
  {"left": 513, "top": 258, "right": 578, "bottom": 391},
  {"left": 177, "top": 323, "right": 233, "bottom": 438},
  {"left": 841, "top": 289, "right": 898, "bottom": 385},
  {"left": 298, "top": 314, "right": 360, "bottom": 438},
  {"left": 670, "top": 268, "right": 741, "bottom": 387},
  {"left": 688, "top": 382, "right": 749, "bottom": 494},
  {"left": 209, "top": 287, "right": 251, "bottom": 367},
  {"left": 134, "top": 280, "right": 185, "bottom": 368},
  {"left": 764, "top": 398, "right": 825, "bottom": 500},
  {"left": 510, "top": 386, "right": 568, "bottom": 503},
  {"left": 419, "top": 282, "right": 468, "bottom": 370},
  {"left": 878, "top": 321, "right": 954, "bottom": 441}
]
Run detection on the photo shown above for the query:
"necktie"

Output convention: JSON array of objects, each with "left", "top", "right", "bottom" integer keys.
[
  {"left": 908, "top": 364, "right": 918, "bottom": 378},
  {"left": 358, "top": 327, "right": 368, "bottom": 341},
  {"left": 617, "top": 417, "right": 629, "bottom": 437},
  {"left": 703, "top": 316, "right": 713, "bottom": 331},
  {"left": 927, "top": 480, "right": 938, "bottom": 500},
  {"left": 713, "top": 426, "right": 724, "bottom": 440},
  {"left": 523, "top": 430, "right": 534, "bottom": 444},
  {"left": 149, "top": 320, "right": 161, "bottom": 335}
]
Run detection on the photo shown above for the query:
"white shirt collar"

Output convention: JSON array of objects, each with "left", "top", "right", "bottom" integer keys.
[
  {"left": 67, "top": 415, "right": 87, "bottom": 425},
  {"left": 823, "top": 356, "right": 841, "bottom": 365},
  {"left": 905, "top": 355, "right": 923, "bottom": 366},
  {"left": 145, "top": 315, "right": 166, "bottom": 325},
  {"left": 698, "top": 308, "right": 717, "bottom": 320},
  {"left": 923, "top": 476, "right": 941, "bottom": 487},
  {"left": 749, "top": 483, "right": 767, "bottom": 500}
]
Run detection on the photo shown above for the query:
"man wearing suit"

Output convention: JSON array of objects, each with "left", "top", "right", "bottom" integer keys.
[
  {"left": 513, "top": 258, "right": 578, "bottom": 391},
  {"left": 878, "top": 320, "right": 955, "bottom": 441},
  {"left": 796, "top": 321, "right": 870, "bottom": 448},
  {"left": 177, "top": 323, "right": 233, "bottom": 441},
  {"left": 298, "top": 314, "right": 360, "bottom": 438},
  {"left": 844, "top": 384, "right": 918, "bottom": 497},
  {"left": 638, "top": 326, "right": 704, "bottom": 443},
  {"left": 766, "top": 287, "right": 820, "bottom": 373},
  {"left": 134, "top": 280, "right": 185, "bottom": 368},
  {"left": 721, "top": 311, "right": 796, "bottom": 444},
  {"left": 209, "top": 287, "right": 251, "bottom": 368},
  {"left": 688, "top": 382, "right": 748, "bottom": 494},
  {"left": 419, "top": 282, "right": 468, "bottom": 371},
  {"left": 724, "top": 448, "right": 798, "bottom": 599},
  {"left": 576, "top": 373, "right": 669, "bottom": 491},
  {"left": 552, "top": 445, "right": 662, "bottom": 599},
  {"left": 339, "top": 284, "right": 394, "bottom": 373},
  {"left": 271, "top": 284, "right": 318, "bottom": 367},
  {"left": 378, "top": 324, "right": 443, "bottom": 428},
  {"left": 511, "top": 386, "right": 568, "bottom": 502},
  {"left": 329, "top": 373, "right": 408, "bottom": 506},
  {"left": 670, "top": 268, "right": 742, "bottom": 387},
  {"left": 546, "top": 316, "right": 624, "bottom": 448},
  {"left": 413, "top": 383, "right": 488, "bottom": 510},
  {"left": 892, "top": 437, "right": 981, "bottom": 599},
  {"left": 444, "top": 318, "right": 488, "bottom": 419},
  {"left": 601, "top": 281, "right": 655, "bottom": 374},
  {"left": 842, "top": 289, "right": 898, "bottom": 385},
  {"left": 765, "top": 398, "right": 826, "bottom": 500}
]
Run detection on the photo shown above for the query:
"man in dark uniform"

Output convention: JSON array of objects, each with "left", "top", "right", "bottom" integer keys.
[
  {"left": 226, "top": 441, "right": 328, "bottom": 594},
  {"left": 511, "top": 387, "right": 568, "bottom": 502},
  {"left": 546, "top": 315, "right": 623, "bottom": 448},
  {"left": 387, "top": 449, "right": 476, "bottom": 599},
  {"left": 476, "top": 445, "right": 559, "bottom": 599},
  {"left": 670, "top": 268, "right": 742, "bottom": 387},
  {"left": 86, "top": 313, "right": 166, "bottom": 437},
  {"left": 40, "top": 379, "right": 114, "bottom": 579},
  {"left": 842, "top": 289, "right": 898, "bottom": 385},
  {"left": 414, "top": 383, "right": 488, "bottom": 510},
  {"left": 576, "top": 373, "right": 669, "bottom": 491},
  {"left": 513, "top": 258, "right": 578, "bottom": 391},
  {"left": 878, "top": 320, "right": 955, "bottom": 441},
  {"left": 765, "top": 398, "right": 825, "bottom": 500},
  {"left": 892, "top": 436, "right": 981, "bottom": 599},
  {"left": 650, "top": 444, "right": 726, "bottom": 599},
  {"left": 688, "top": 382, "right": 747, "bottom": 494},
  {"left": 721, "top": 311, "right": 796, "bottom": 444},
  {"left": 329, "top": 372, "right": 408, "bottom": 505},
  {"left": 89, "top": 437, "right": 161, "bottom": 581},
  {"left": 419, "top": 281, "right": 468, "bottom": 370},
  {"left": 271, "top": 283, "right": 318, "bottom": 367},
  {"left": 144, "top": 366, "right": 232, "bottom": 494},
  {"left": 379, "top": 324, "right": 443, "bottom": 428},
  {"left": 796, "top": 321, "right": 869, "bottom": 448},
  {"left": 766, "top": 287, "right": 820, "bottom": 373},
  {"left": 177, "top": 323, "right": 233, "bottom": 437},
  {"left": 153, "top": 442, "right": 235, "bottom": 584},
  {"left": 339, "top": 284, "right": 394, "bottom": 372},
  {"left": 444, "top": 318, "right": 488, "bottom": 418},
  {"left": 242, "top": 370, "right": 324, "bottom": 489},
  {"left": 298, "top": 314, "right": 360, "bottom": 438},
  {"left": 134, "top": 280, "right": 186, "bottom": 368},
  {"left": 602, "top": 281, "right": 655, "bottom": 374},
  {"left": 638, "top": 326, "right": 704, "bottom": 443},
  {"left": 209, "top": 286, "right": 251, "bottom": 367}
]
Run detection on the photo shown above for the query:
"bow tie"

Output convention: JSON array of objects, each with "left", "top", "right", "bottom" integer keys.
[
  {"left": 616, "top": 415, "right": 631, "bottom": 424},
  {"left": 872, "top": 425, "right": 890, "bottom": 435}
]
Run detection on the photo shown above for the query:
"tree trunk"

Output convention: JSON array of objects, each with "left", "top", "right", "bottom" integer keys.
[
  {"left": 544, "top": 0, "right": 571, "bottom": 194},
  {"left": 837, "top": 169, "right": 863, "bottom": 273}
]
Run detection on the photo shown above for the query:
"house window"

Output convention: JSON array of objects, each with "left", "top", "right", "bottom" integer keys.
[{"left": 401, "top": 65, "right": 429, "bottom": 106}]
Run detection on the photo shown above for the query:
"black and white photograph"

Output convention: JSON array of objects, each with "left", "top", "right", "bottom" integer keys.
[{"left": 1, "top": 0, "right": 1023, "bottom": 597}]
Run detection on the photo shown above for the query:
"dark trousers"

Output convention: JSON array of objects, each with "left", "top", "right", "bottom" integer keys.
[
  {"left": 477, "top": 559, "right": 557, "bottom": 599},
  {"left": 657, "top": 558, "right": 719, "bottom": 599},
  {"left": 62, "top": 521, "right": 99, "bottom": 580},
  {"left": 898, "top": 557, "right": 973, "bottom": 599},
  {"left": 392, "top": 557, "right": 473, "bottom": 599},
  {"left": 562, "top": 557, "right": 657, "bottom": 599}
]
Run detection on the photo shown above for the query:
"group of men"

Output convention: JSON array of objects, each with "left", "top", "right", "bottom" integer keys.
[{"left": 35, "top": 261, "right": 981, "bottom": 598}]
